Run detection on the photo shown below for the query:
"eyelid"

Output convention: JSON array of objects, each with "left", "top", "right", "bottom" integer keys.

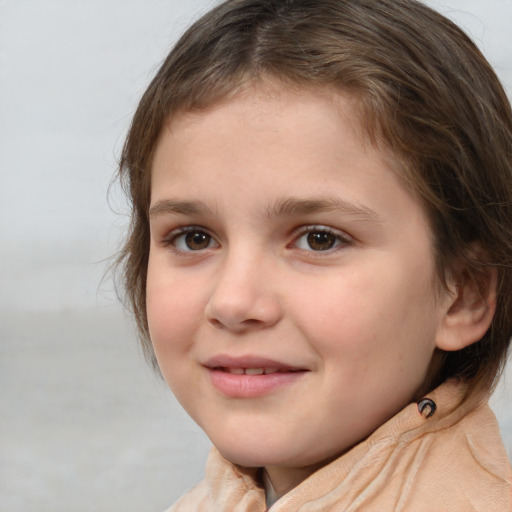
[
  {"left": 157, "top": 223, "right": 352, "bottom": 255},
  {"left": 290, "top": 225, "right": 353, "bottom": 252},
  {"left": 162, "top": 225, "right": 220, "bottom": 252}
]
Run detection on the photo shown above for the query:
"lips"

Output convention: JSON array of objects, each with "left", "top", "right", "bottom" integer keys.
[
  {"left": 203, "top": 355, "right": 308, "bottom": 398},
  {"left": 204, "top": 355, "right": 304, "bottom": 374},
  {"left": 222, "top": 367, "right": 280, "bottom": 375}
]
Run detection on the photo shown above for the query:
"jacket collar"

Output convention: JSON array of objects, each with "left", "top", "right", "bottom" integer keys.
[{"left": 205, "top": 381, "right": 510, "bottom": 511}]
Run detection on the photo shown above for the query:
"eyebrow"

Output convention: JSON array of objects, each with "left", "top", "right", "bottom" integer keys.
[
  {"left": 149, "top": 199, "right": 215, "bottom": 218},
  {"left": 265, "top": 196, "right": 382, "bottom": 223},
  {"left": 149, "top": 196, "right": 382, "bottom": 223}
]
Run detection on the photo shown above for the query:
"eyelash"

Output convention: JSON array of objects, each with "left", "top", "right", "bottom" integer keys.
[
  {"left": 161, "top": 225, "right": 352, "bottom": 254},
  {"left": 291, "top": 225, "right": 352, "bottom": 253},
  {"left": 162, "top": 226, "right": 218, "bottom": 253}
]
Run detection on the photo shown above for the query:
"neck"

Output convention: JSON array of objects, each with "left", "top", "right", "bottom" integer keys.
[{"left": 263, "top": 461, "right": 328, "bottom": 502}]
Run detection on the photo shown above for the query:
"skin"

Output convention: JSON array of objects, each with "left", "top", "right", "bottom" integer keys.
[{"left": 146, "top": 86, "right": 477, "bottom": 498}]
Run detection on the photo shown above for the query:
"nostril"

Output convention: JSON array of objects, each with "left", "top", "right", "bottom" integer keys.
[
  {"left": 208, "top": 317, "right": 262, "bottom": 331},
  {"left": 209, "top": 318, "right": 224, "bottom": 329},
  {"left": 205, "top": 293, "right": 282, "bottom": 331},
  {"left": 242, "top": 319, "right": 261, "bottom": 326}
]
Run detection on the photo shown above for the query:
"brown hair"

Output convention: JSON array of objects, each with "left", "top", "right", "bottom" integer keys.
[{"left": 116, "top": 0, "right": 512, "bottom": 392}]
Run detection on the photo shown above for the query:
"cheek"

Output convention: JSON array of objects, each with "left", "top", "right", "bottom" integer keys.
[
  {"left": 289, "top": 267, "right": 383, "bottom": 341},
  {"left": 146, "top": 278, "right": 208, "bottom": 408},
  {"left": 289, "top": 262, "right": 438, "bottom": 365},
  {"left": 146, "top": 265, "right": 206, "bottom": 367}
]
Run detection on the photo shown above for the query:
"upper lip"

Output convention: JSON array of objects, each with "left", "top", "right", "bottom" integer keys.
[{"left": 203, "top": 354, "right": 306, "bottom": 372}]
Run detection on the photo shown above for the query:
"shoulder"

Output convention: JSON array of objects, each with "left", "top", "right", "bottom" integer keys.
[
  {"left": 164, "top": 479, "right": 209, "bottom": 512},
  {"left": 162, "top": 448, "right": 266, "bottom": 512},
  {"left": 392, "top": 385, "right": 512, "bottom": 511}
]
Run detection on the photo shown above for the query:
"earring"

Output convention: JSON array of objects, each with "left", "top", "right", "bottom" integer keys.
[{"left": 417, "top": 398, "right": 436, "bottom": 418}]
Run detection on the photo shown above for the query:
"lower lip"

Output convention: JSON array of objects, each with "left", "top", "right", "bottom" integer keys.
[{"left": 207, "top": 368, "right": 306, "bottom": 398}]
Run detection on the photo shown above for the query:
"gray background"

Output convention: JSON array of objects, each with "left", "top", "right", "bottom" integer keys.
[{"left": 1, "top": 1, "right": 511, "bottom": 511}]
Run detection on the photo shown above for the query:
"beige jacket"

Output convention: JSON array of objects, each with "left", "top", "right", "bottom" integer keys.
[{"left": 167, "top": 381, "right": 512, "bottom": 511}]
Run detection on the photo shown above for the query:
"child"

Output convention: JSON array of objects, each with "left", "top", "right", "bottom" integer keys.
[{"left": 116, "top": 0, "right": 512, "bottom": 510}]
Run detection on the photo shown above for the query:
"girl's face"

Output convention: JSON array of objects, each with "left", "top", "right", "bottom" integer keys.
[{"left": 147, "top": 86, "right": 453, "bottom": 493}]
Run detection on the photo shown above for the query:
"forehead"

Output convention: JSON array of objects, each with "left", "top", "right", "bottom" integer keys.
[
  {"left": 153, "top": 84, "right": 378, "bottom": 184},
  {"left": 160, "top": 80, "right": 372, "bottom": 146},
  {"left": 150, "top": 86, "right": 431, "bottom": 243}
]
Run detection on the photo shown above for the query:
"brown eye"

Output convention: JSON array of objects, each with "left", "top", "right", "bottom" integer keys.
[
  {"left": 172, "top": 230, "right": 217, "bottom": 251},
  {"left": 294, "top": 227, "right": 347, "bottom": 252},
  {"left": 306, "top": 231, "right": 337, "bottom": 251},
  {"left": 185, "top": 231, "right": 211, "bottom": 250}
]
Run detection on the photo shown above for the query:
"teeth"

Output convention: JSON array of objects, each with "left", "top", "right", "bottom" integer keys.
[
  {"left": 223, "top": 367, "right": 283, "bottom": 375},
  {"left": 227, "top": 368, "right": 245, "bottom": 375},
  {"left": 244, "top": 368, "right": 265, "bottom": 375}
]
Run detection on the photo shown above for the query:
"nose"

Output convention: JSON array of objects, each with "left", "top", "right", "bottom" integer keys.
[{"left": 205, "top": 253, "right": 283, "bottom": 333}]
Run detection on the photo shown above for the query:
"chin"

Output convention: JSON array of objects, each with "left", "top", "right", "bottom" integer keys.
[
  {"left": 215, "top": 439, "right": 281, "bottom": 468},
  {"left": 213, "top": 434, "right": 324, "bottom": 470}
]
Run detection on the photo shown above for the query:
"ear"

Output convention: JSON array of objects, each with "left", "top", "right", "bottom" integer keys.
[{"left": 435, "top": 266, "right": 497, "bottom": 352}]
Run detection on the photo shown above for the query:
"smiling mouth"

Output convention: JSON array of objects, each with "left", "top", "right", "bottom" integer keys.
[
  {"left": 206, "top": 362, "right": 307, "bottom": 398},
  {"left": 214, "top": 367, "right": 303, "bottom": 375}
]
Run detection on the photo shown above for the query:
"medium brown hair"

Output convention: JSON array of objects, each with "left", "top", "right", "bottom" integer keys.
[{"left": 116, "top": 0, "right": 512, "bottom": 392}]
